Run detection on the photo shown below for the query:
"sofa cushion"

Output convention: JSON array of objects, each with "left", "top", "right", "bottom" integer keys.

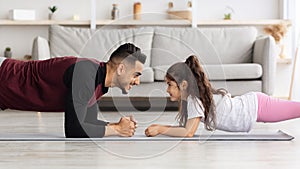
[
  {"left": 153, "top": 64, "right": 262, "bottom": 81},
  {"left": 105, "top": 82, "right": 169, "bottom": 97},
  {"left": 49, "top": 25, "right": 94, "bottom": 57},
  {"left": 49, "top": 25, "right": 154, "bottom": 67},
  {"left": 31, "top": 36, "right": 50, "bottom": 60},
  {"left": 151, "top": 27, "right": 257, "bottom": 67},
  {"left": 103, "top": 81, "right": 262, "bottom": 98},
  {"left": 140, "top": 67, "right": 154, "bottom": 83}
]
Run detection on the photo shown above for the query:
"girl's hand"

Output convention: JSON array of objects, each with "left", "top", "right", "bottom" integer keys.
[{"left": 145, "top": 124, "right": 162, "bottom": 137}]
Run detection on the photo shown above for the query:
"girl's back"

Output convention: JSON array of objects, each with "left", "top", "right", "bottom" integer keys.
[{"left": 213, "top": 92, "right": 258, "bottom": 132}]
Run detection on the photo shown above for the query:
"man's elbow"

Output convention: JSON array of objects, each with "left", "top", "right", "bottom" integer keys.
[
  {"left": 65, "top": 132, "right": 88, "bottom": 138},
  {"left": 65, "top": 127, "right": 105, "bottom": 138}
]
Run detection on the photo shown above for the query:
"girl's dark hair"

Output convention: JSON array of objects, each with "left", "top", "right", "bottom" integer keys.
[{"left": 166, "top": 55, "right": 227, "bottom": 130}]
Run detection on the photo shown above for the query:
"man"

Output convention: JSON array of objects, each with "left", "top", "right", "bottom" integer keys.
[{"left": 0, "top": 43, "right": 146, "bottom": 138}]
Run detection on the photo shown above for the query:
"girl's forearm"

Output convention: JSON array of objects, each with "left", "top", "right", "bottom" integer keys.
[{"left": 159, "top": 126, "right": 195, "bottom": 137}]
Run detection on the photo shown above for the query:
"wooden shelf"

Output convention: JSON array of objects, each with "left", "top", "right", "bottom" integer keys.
[
  {"left": 0, "top": 19, "right": 191, "bottom": 26},
  {"left": 197, "top": 19, "right": 292, "bottom": 26},
  {"left": 100, "top": 19, "right": 292, "bottom": 26},
  {"left": 0, "top": 19, "right": 292, "bottom": 26},
  {"left": 96, "top": 19, "right": 191, "bottom": 26},
  {"left": 0, "top": 19, "right": 90, "bottom": 26}
]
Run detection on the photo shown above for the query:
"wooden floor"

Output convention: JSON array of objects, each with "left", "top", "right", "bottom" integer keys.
[{"left": 0, "top": 109, "right": 299, "bottom": 169}]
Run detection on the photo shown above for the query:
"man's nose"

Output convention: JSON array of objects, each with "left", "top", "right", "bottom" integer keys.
[{"left": 134, "top": 77, "right": 140, "bottom": 85}]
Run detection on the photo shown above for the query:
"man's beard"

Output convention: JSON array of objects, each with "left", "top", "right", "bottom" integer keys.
[{"left": 116, "top": 77, "right": 129, "bottom": 94}]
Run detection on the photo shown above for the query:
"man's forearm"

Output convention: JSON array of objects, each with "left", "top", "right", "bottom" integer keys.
[{"left": 104, "top": 123, "right": 119, "bottom": 136}]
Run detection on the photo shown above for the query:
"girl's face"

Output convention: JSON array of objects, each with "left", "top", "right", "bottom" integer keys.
[{"left": 166, "top": 79, "right": 181, "bottom": 101}]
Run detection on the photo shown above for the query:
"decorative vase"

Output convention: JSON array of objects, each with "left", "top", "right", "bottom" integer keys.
[
  {"left": 4, "top": 50, "right": 12, "bottom": 58},
  {"left": 111, "top": 4, "right": 119, "bottom": 20},
  {"left": 48, "top": 13, "right": 54, "bottom": 20},
  {"left": 133, "top": 2, "right": 141, "bottom": 20}
]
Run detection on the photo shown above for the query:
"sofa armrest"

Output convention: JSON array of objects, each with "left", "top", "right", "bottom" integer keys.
[
  {"left": 31, "top": 36, "right": 51, "bottom": 60},
  {"left": 253, "top": 35, "right": 277, "bottom": 95}
]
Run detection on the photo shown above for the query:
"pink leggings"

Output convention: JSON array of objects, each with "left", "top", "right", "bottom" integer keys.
[{"left": 256, "top": 92, "right": 300, "bottom": 122}]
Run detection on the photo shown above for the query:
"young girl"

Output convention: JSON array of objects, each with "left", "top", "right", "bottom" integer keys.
[{"left": 145, "top": 55, "right": 300, "bottom": 137}]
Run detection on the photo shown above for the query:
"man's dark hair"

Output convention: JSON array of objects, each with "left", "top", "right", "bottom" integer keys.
[{"left": 109, "top": 43, "right": 146, "bottom": 65}]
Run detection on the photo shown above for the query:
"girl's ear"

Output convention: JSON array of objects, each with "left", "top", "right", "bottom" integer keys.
[
  {"left": 180, "top": 80, "right": 188, "bottom": 90},
  {"left": 116, "top": 63, "right": 125, "bottom": 75}
]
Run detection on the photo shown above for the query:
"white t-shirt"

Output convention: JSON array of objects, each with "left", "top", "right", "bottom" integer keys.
[
  {"left": 187, "top": 95, "right": 205, "bottom": 119},
  {"left": 186, "top": 92, "right": 258, "bottom": 132}
]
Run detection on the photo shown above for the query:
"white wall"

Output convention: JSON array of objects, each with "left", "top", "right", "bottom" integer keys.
[
  {"left": 0, "top": 0, "right": 294, "bottom": 98},
  {"left": 0, "top": 0, "right": 280, "bottom": 20},
  {"left": 0, "top": 0, "right": 282, "bottom": 58}
]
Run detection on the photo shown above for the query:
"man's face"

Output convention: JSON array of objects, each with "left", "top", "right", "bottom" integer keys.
[{"left": 116, "top": 61, "right": 143, "bottom": 94}]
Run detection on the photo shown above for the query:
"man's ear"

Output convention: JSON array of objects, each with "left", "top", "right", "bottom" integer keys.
[
  {"left": 180, "top": 80, "right": 188, "bottom": 90},
  {"left": 116, "top": 63, "right": 126, "bottom": 75}
]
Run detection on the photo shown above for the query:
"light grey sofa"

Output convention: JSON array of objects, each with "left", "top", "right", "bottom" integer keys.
[{"left": 32, "top": 25, "right": 276, "bottom": 99}]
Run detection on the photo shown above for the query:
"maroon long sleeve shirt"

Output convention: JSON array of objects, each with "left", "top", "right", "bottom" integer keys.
[{"left": 0, "top": 57, "right": 109, "bottom": 137}]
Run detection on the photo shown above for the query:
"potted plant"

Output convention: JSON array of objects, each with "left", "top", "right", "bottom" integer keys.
[
  {"left": 224, "top": 6, "right": 234, "bottom": 20},
  {"left": 224, "top": 13, "right": 231, "bottom": 20},
  {"left": 48, "top": 6, "right": 58, "bottom": 20},
  {"left": 4, "top": 47, "right": 12, "bottom": 58}
]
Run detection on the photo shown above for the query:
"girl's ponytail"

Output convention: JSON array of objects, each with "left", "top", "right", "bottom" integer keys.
[{"left": 185, "top": 55, "right": 216, "bottom": 130}]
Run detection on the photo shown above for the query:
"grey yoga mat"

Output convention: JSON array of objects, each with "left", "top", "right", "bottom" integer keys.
[{"left": 0, "top": 130, "right": 294, "bottom": 141}]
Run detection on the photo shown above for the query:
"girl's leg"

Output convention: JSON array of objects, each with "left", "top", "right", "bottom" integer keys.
[{"left": 256, "top": 92, "right": 300, "bottom": 122}]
